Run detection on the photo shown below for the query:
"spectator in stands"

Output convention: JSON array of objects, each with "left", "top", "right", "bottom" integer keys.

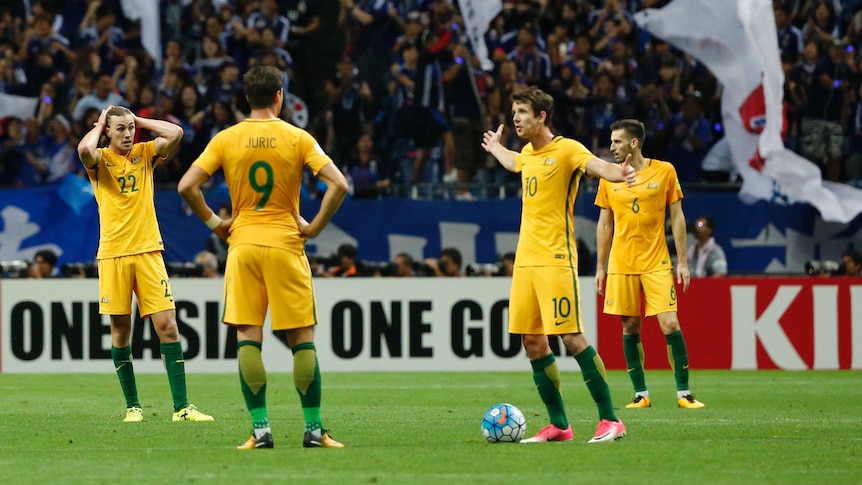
[
  {"left": 193, "top": 35, "right": 234, "bottom": 90},
  {"left": 307, "top": 254, "right": 323, "bottom": 277},
  {"left": 446, "top": 42, "right": 487, "bottom": 201},
  {"left": 841, "top": 249, "right": 862, "bottom": 276},
  {"left": 776, "top": 3, "right": 804, "bottom": 62},
  {"left": 505, "top": 23, "right": 552, "bottom": 88},
  {"left": 500, "top": 252, "right": 515, "bottom": 277},
  {"left": 393, "top": 252, "right": 415, "bottom": 277},
  {"left": 195, "top": 250, "right": 219, "bottom": 278},
  {"left": 21, "top": 114, "right": 76, "bottom": 184},
  {"left": 28, "top": 249, "right": 58, "bottom": 278},
  {"left": 324, "top": 56, "right": 373, "bottom": 166},
  {"left": 802, "top": 0, "right": 841, "bottom": 47},
  {"left": 328, "top": 243, "right": 360, "bottom": 277},
  {"left": 0, "top": 54, "right": 28, "bottom": 96},
  {"left": 158, "top": 39, "right": 193, "bottom": 82},
  {"left": 0, "top": 116, "right": 27, "bottom": 185},
  {"left": 72, "top": 72, "right": 125, "bottom": 121},
  {"left": 205, "top": 60, "right": 242, "bottom": 106},
  {"left": 347, "top": 132, "right": 390, "bottom": 198},
  {"left": 425, "top": 247, "right": 462, "bottom": 277},
  {"left": 340, "top": 0, "right": 403, "bottom": 97},
  {"left": 247, "top": 0, "right": 290, "bottom": 49},
  {"left": 800, "top": 38, "right": 852, "bottom": 182},
  {"left": 665, "top": 90, "right": 713, "bottom": 183},
  {"left": 18, "top": 12, "right": 74, "bottom": 82},
  {"left": 687, "top": 216, "right": 727, "bottom": 277},
  {"left": 409, "top": 27, "right": 453, "bottom": 184},
  {"left": 78, "top": 4, "right": 127, "bottom": 74},
  {"left": 283, "top": 0, "right": 320, "bottom": 99}
]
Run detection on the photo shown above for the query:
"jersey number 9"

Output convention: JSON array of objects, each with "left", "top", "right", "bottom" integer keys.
[{"left": 249, "top": 160, "right": 274, "bottom": 210}]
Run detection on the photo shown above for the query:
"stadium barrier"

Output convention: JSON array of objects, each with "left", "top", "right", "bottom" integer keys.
[{"left": 2, "top": 277, "right": 859, "bottom": 373}]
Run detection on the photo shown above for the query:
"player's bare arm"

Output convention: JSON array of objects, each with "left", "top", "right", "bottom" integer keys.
[
  {"left": 481, "top": 124, "right": 518, "bottom": 172},
  {"left": 135, "top": 115, "right": 184, "bottom": 162},
  {"left": 669, "top": 200, "right": 690, "bottom": 292},
  {"left": 292, "top": 162, "right": 349, "bottom": 238},
  {"left": 178, "top": 165, "right": 232, "bottom": 240},
  {"left": 585, "top": 154, "right": 636, "bottom": 186},
  {"left": 595, "top": 207, "right": 614, "bottom": 296},
  {"left": 77, "top": 106, "right": 109, "bottom": 169}
]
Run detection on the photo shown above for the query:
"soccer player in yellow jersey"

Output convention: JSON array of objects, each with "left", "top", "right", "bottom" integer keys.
[
  {"left": 178, "top": 65, "right": 349, "bottom": 450},
  {"left": 594, "top": 119, "right": 705, "bottom": 409},
  {"left": 77, "top": 106, "right": 214, "bottom": 423},
  {"left": 481, "top": 86, "right": 635, "bottom": 444}
]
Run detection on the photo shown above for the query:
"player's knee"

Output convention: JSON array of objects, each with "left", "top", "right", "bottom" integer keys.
[
  {"left": 621, "top": 316, "right": 642, "bottom": 334},
  {"left": 521, "top": 334, "right": 551, "bottom": 359},
  {"left": 659, "top": 317, "right": 681, "bottom": 334},
  {"left": 152, "top": 318, "right": 180, "bottom": 341}
]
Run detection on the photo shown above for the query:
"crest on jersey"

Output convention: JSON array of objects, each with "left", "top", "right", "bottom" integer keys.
[
  {"left": 131, "top": 156, "right": 142, "bottom": 164},
  {"left": 648, "top": 182, "right": 658, "bottom": 189},
  {"left": 544, "top": 157, "right": 555, "bottom": 165}
]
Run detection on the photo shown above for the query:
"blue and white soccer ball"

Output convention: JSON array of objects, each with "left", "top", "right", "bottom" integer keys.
[{"left": 481, "top": 403, "right": 527, "bottom": 443}]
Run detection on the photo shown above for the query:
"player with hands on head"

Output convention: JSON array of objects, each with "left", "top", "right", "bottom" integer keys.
[
  {"left": 178, "top": 65, "right": 349, "bottom": 450},
  {"left": 481, "top": 86, "right": 633, "bottom": 444},
  {"left": 594, "top": 119, "right": 705, "bottom": 410},
  {"left": 77, "top": 104, "right": 214, "bottom": 423}
]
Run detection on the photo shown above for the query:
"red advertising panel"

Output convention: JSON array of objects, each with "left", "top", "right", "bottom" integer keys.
[{"left": 596, "top": 277, "right": 861, "bottom": 370}]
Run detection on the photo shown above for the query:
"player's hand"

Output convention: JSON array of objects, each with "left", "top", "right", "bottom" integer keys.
[
  {"left": 292, "top": 211, "right": 321, "bottom": 238},
  {"left": 676, "top": 263, "right": 691, "bottom": 293},
  {"left": 96, "top": 106, "right": 112, "bottom": 127},
  {"left": 213, "top": 216, "right": 233, "bottom": 241},
  {"left": 594, "top": 268, "right": 606, "bottom": 296},
  {"left": 481, "top": 124, "right": 504, "bottom": 153},
  {"left": 620, "top": 153, "right": 636, "bottom": 186}
]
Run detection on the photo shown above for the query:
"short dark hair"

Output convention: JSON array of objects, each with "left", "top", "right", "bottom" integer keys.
[
  {"left": 243, "top": 65, "right": 283, "bottom": 109},
  {"left": 843, "top": 249, "right": 862, "bottom": 266},
  {"left": 34, "top": 249, "right": 57, "bottom": 267},
  {"left": 337, "top": 243, "right": 357, "bottom": 259},
  {"left": 395, "top": 252, "right": 414, "bottom": 266},
  {"left": 511, "top": 86, "right": 554, "bottom": 126},
  {"left": 440, "top": 247, "right": 462, "bottom": 267},
  {"left": 610, "top": 119, "right": 646, "bottom": 148}
]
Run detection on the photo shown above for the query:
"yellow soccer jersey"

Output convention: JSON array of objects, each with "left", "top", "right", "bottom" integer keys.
[
  {"left": 193, "top": 118, "right": 332, "bottom": 253},
  {"left": 514, "top": 136, "right": 593, "bottom": 267},
  {"left": 594, "top": 158, "right": 683, "bottom": 274},
  {"left": 86, "top": 140, "right": 164, "bottom": 259}
]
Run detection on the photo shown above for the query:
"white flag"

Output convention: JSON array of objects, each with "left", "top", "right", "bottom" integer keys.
[
  {"left": 635, "top": 0, "right": 862, "bottom": 223},
  {"left": 120, "top": 0, "right": 161, "bottom": 61},
  {"left": 458, "top": 0, "right": 502, "bottom": 71},
  {"left": 0, "top": 93, "right": 38, "bottom": 119}
]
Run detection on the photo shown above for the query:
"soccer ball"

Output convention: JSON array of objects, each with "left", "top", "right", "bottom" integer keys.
[{"left": 481, "top": 403, "right": 526, "bottom": 443}]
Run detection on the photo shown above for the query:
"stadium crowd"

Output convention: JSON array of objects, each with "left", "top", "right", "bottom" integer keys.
[{"left": 3, "top": 0, "right": 862, "bottom": 196}]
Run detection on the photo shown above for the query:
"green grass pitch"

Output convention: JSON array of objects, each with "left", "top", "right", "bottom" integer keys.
[{"left": 1, "top": 370, "right": 859, "bottom": 484}]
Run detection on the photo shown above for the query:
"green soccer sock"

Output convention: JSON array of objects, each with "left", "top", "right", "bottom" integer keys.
[
  {"left": 666, "top": 330, "right": 690, "bottom": 392},
  {"left": 292, "top": 342, "right": 322, "bottom": 434},
  {"left": 574, "top": 345, "right": 618, "bottom": 422},
  {"left": 238, "top": 340, "right": 269, "bottom": 436},
  {"left": 623, "top": 334, "right": 647, "bottom": 393},
  {"left": 530, "top": 353, "right": 569, "bottom": 429},
  {"left": 111, "top": 345, "right": 140, "bottom": 408},
  {"left": 160, "top": 342, "right": 189, "bottom": 411}
]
